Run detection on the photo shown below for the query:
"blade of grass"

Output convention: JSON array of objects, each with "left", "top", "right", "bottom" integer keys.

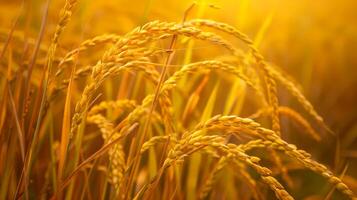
[
  {"left": 7, "top": 84, "right": 25, "bottom": 162},
  {"left": 223, "top": 79, "right": 246, "bottom": 115},
  {"left": 21, "top": 0, "right": 50, "bottom": 129},
  {"left": 0, "top": 129, "right": 17, "bottom": 199},
  {"left": 223, "top": 12, "right": 274, "bottom": 116},
  {"left": 253, "top": 11, "right": 274, "bottom": 47},
  {"left": 57, "top": 55, "right": 76, "bottom": 199},
  {"left": 236, "top": 0, "right": 249, "bottom": 27},
  {"left": 186, "top": 80, "right": 220, "bottom": 200},
  {"left": 54, "top": 123, "right": 139, "bottom": 197},
  {"left": 21, "top": 0, "right": 77, "bottom": 198},
  {"left": 0, "top": 1, "right": 24, "bottom": 60},
  {"left": 125, "top": 34, "right": 178, "bottom": 200},
  {"left": 182, "top": 75, "right": 209, "bottom": 125},
  {"left": 129, "top": 5, "right": 197, "bottom": 199},
  {"left": 48, "top": 111, "right": 57, "bottom": 194},
  {"left": 324, "top": 163, "right": 349, "bottom": 200}
]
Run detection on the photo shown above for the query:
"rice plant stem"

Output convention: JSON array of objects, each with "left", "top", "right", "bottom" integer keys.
[{"left": 126, "top": 34, "right": 178, "bottom": 200}]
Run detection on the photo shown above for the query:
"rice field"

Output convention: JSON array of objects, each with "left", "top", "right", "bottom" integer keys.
[{"left": 0, "top": 0, "right": 356, "bottom": 199}]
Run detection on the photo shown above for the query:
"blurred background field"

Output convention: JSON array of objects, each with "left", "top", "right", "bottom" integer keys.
[{"left": 1, "top": 0, "right": 357, "bottom": 199}]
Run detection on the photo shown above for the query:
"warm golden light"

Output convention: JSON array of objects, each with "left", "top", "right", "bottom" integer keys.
[{"left": 0, "top": 0, "right": 356, "bottom": 199}]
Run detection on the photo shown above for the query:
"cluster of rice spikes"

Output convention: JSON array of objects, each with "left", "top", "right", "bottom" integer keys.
[
  {"left": 1, "top": 1, "right": 355, "bottom": 199},
  {"left": 45, "top": 15, "right": 355, "bottom": 199}
]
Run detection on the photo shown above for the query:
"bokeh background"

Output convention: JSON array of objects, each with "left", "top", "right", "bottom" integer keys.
[{"left": 1, "top": 0, "right": 357, "bottom": 198}]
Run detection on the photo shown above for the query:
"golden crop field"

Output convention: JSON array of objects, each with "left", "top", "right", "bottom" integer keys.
[{"left": 0, "top": 0, "right": 356, "bottom": 199}]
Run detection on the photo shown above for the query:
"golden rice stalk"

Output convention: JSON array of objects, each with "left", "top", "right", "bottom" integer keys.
[
  {"left": 52, "top": 0, "right": 78, "bottom": 45},
  {"left": 187, "top": 19, "right": 330, "bottom": 133},
  {"left": 269, "top": 63, "right": 304, "bottom": 91},
  {"left": 250, "top": 106, "right": 321, "bottom": 141},
  {"left": 70, "top": 58, "right": 153, "bottom": 139},
  {"left": 157, "top": 134, "right": 293, "bottom": 200},
  {"left": 199, "top": 115, "right": 355, "bottom": 199},
  {"left": 272, "top": 68, "right": 332, "bottom": 132},
  {"left": 114, "top": 60, "right": 264, "bottom": 172},
  {"left": 52, "top": 49, "right": 164, "bottom": 95},
  {"left": 199, "top": 156, "right": 229, "bottom": 199},
  {"left": 69, "top": 48, "right": 167, "bottom": 140},
  {"left": 187, "top": 19, "right": 281, "bottom": 135},
  {"left": 109, "top": 20, "right": 239, "bottom": 55},
  {"left": 69, "top": 19, "right": 253, "bottom": 140},
  {"left": 86, "top": 98, "right": 165, "bottom": 193},
  {"left": 160, "top": 60, "right": 261, "bottom": 97},
  {"left": 140, "top": 136, "right": 177, "bottom": 154},
  {"left": 199, "top": 154, "right": 258, "bottom": 199},
  {"left": 115, "top": 59, "right": 265, "bottom": 146},
  {"left": 55, "top": 34, "right": 122, "bottom": 77},
  {"left": 88, "top": 99, "right": 137, "bottom": 117},
  {"left": 86, "top": 114, "right": 126, "bottom": 192},
  {"left": 224, "top": 144, "right": 294, "bottom": 200},
  {"left": 239, "top": 139, "right": 355, "bottom": 197}
]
